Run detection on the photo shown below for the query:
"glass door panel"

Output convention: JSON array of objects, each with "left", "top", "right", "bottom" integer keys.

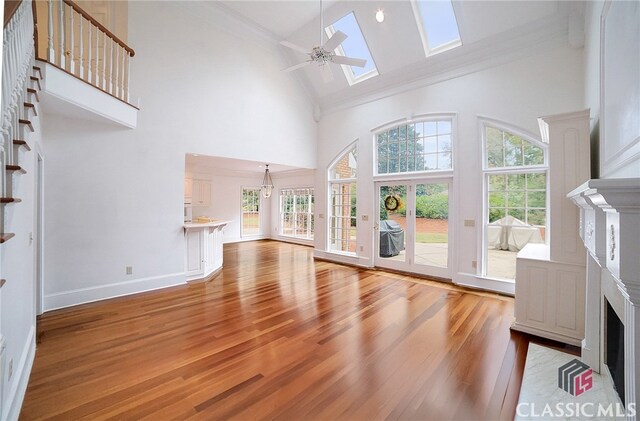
[
  {"left": 376, "top": 184, "right": 408, "bottom": 267},
  {"left": 414, "top": 183, "right": 449, "bottom": 269}
]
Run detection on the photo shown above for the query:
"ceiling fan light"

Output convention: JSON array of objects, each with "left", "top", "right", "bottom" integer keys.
[{"left": 376, "top": 9, "right": 385, "bottom": 23}]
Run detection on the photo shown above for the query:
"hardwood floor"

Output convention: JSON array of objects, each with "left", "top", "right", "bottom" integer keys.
[{"left": 23, "top": 240, "right": 533, "bottom": 420}]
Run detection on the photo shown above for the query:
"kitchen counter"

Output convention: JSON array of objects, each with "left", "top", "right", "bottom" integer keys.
[
  {"left": 184, "top": 220, "right": 229, "bottom": 281},
  {"left": 184, "top": 220, "right": 230, "bottom": 229}
]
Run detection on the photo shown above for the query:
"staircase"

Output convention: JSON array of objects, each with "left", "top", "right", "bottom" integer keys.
[{"left": 1, "top": 1, "right": 38, "bottom": 253}]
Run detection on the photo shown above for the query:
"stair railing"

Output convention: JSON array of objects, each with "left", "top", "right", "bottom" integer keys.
[
  {"left": 2, "top": 0, "right": 34, "bottom": 184},
  {"left": 33, "top": 0, "right": 135, "bottom": 104}
]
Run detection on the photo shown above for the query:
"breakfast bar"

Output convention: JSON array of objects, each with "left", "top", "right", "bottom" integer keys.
[{"left": 184, "top": 220, "right": 229, "bottom": 281}]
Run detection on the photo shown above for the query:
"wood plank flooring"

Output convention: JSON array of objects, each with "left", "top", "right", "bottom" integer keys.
[{"left": 23, "top": 240, "right": 532, "bottom": 420}]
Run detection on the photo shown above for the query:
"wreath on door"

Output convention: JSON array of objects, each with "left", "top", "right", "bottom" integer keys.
[{"left": 384, "top": 195, "right": 401, "bottom": 211}]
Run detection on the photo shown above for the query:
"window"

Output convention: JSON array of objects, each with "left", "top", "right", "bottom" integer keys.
[
  {"left": 280, "top": 188, "right": 315, "bottom": 240},
  {"left": 325, "top": 12, "right": 378, "bottom": 85},
  {"left": 411, "top": 0, "right": 462, "bottom": 56},
  {"left": 241, "top": 187, "right": 261, "bottom": 237},
  {"left": 482, "top": 124, "right": 547, "bottom": 280},
  {"left": 328, "top": 144, "right": 357, "bottom": 254},
  {"left": 376, "top": 119, "right": 453, "bottom": 175}
]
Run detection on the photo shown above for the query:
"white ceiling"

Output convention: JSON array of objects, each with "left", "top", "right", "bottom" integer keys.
[
  {"left": 185, "top": 154, "right": 304, "bottom": 175},
  {"left": 215, "top": 0, "right": 570, "bottom": 109}
]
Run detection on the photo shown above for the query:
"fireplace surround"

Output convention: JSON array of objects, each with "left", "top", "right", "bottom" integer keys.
[{"left": 569, "top": 178, "right": 639, "bottom": 419}]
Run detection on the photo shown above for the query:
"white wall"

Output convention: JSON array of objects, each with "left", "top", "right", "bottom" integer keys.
[
  {"left": 40, "top": 1, "right": 317, "bottom": 310},
  {"left": 583, "top": 1, "right": 640, "bottom": 179},
  {"left": 269, "top": 170, "right": 316, "bottom": 246},
  {"left": 189, "top": 170, "right": 270, "bottom": 243},
  {"left": 314, "top": 43, "right": 585, "bottom": 293}
]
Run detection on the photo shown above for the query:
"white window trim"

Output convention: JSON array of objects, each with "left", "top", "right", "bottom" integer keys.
[
  {"left": 478, "top": 119, "right": 549, "bottom": 282},
  {"left": 374, "top": 115, "right": 456, "bottom": 176},
  {"left": 325, "top": 12, "right": 379, "bottom": 86},
  {"left": 241, "top": 186, "right": 263, "bottom": 238},
  {"left": 410, "top": 0, "right": 462, "bottom": 58}
]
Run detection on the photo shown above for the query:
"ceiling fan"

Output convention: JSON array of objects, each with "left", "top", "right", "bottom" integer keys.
[{"left": 279, "top": 0, "right": 367, "bottom": 83}]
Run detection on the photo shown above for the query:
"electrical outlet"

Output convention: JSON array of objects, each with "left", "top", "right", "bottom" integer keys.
[
  {"left": 318, "top": 213, "right": 324, "bottom": 219},
  {"left": 126, "top": 266, "right": 133, "bottom": 275},
  {"left": 464, "top": 219, "right": 475, "bottom": 227},
  {"left": 360, "top": 246, "right": 364, "bottom": 252},
  {"left": 361, "top": 215, "right": 368, "bottom": 221},
  {"left": 8, "top": 359, "right": 13, "bottom": 380},
  {"left": 472, "top": 260, "right": 477, "bottom": 268}
]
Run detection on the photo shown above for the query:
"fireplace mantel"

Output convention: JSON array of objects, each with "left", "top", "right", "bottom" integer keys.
[{"left": 568, "top": 178, "right": 640, "bottom": 418}]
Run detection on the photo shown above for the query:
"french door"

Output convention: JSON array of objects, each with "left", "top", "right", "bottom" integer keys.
[{"left": 375, "top": 179, "right": 452, "bottom": 279}]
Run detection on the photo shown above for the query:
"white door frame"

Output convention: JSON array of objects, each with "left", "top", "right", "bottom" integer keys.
[{"left": 374, "top": 178, "right": 453, "bottom": 279}]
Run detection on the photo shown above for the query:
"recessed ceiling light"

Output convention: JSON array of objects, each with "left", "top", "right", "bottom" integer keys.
[
  {"left": 258, "top": 165, "right": 264, "bottom": 168},
  {"left": 192, "top": 154, "right": 199, "bottom": 157},
  {"left": 375, "top": 9, "right": 385, "bottom": 23}
]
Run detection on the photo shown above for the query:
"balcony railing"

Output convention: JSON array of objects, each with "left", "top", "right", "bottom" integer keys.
[{"left": 33, "top": 0, "right": 135, "bottom": 104}]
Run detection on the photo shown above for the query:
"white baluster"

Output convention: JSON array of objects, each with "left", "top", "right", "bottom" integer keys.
[
  {"left": 79, "top": 16, "right": 84, "bottom": 78},
  {"left": 114, "top": 44, "right": 119, "bottom": 98},
  {"left": 125, "top": 53, "right": 130, "bottom": 103},
  {"left": 110, "top": 38, "right": 115, "bottom": 95},
  {"left": 69, "top": 9, "right": 74, "bottom": 73},
  {"left": 48, "top": 0, "right": 54, "bottom": 62},
  {"left": 102, "top": 32, "right": 107, "bottom": 91},
  {"left": 58, "top": 0, "right": 65, "bottom": 68},
  {"left": 88, "top": 24, "right": 92, "bottom": 84},
  {"left": 121, "top": 48, "right": 126, "bottom": 101}
]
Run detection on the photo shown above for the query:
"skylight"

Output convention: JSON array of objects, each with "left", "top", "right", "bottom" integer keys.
[
  {"left": 412, "top": 0, "right": 462, "bottom": 56},
  {"left": 325, "top": 12, "right": 378, "bottom": 85}
]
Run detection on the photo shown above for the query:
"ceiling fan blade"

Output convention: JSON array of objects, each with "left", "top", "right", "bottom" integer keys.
[
  {"left": 323, "top": 30, "right": 348, "bottom": 52},
  {"left": 280, "top": 40, "right": 310, "bottom": 55},
  {"left": 282, "top": 61, "right": 311, "bottom": 72},
  {"left": 331, "top": 55, "right": 367, "bottom": 68},
  {"left": 320, "top": 64, "right": 334, "bottom": 83}
]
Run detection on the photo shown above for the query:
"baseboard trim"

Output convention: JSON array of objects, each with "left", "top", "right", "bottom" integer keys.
[
  {"left": 43, "top": 272, "right": 186, "bottom": 312},
  {"left": 454, "top": 272, "right": 515, "bottom": 296},
  {"left": 4, "top": 326, "right": 35, "bottom": 421},
  {"left": 510, "top": 322, "right": 582, "bottom": 347}
]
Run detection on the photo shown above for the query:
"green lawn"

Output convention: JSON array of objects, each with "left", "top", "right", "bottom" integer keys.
[{"left": 415, "top": 233, "right": 448, "bottom": 243}]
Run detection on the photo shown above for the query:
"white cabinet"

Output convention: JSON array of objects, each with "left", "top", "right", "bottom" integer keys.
[
  {"left": 185, "top": 229, "right": 203, "bottom": 277},
  {"left": 192, "top": 179, "right": 211, "bottom": 207},
  {"left": 184, "top": 178, "right": 193, "bottom": 201},
  {"left": 184, "top": 221, "right": 228, "bottom": 281},
  {"left": 513, "top": 110, "right": 590, "bottom": 346},
  {"left": 514, "top": 244, "right": 586, "bottom": 346}
]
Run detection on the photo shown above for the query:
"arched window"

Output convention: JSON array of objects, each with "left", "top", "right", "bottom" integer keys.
[
  {"left": 328, "top": 144, "right": 357, "bottom": 254},
  {"left": 482, "top": 122, "right": 548, "bottom": 280},
  {"left": 376, "top": 119, "right": 453, "bottom": 175}
]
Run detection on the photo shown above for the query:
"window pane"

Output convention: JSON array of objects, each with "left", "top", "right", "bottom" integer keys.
[
  {"left": 424, "top": 121, "right": 437, "bottom": 136},
  {"left": 527, "top": 173, "right": 546, "bottom": 189},
  {"left": 507, "top": 174, "right": 525, "bottom": 190},
  {"left": 327, "top": 12, "right": 377, "bottom": 81},
  {"left": 524, "top": 143, "right": 544, "bottom": 165},
  {"left": 415, "top": 0, "right": 461, "bottom": 51},
  {"left": 527, "top": 191, "right": 546, "bottom": 208},
  {"left": 489, "top": 192, "right": 506, "bottom": 207},
  {"left": 329, "top": 145, "right": 357, "bottom": 179},
  {"left": 507, "top": 191, "right": 524, "bottom": 208},
  {"left": 528, "top": 209, "right": 546, "bottom": 226},
  {"left": 488, "top": 175, "right": 506, "bottom": 191}
]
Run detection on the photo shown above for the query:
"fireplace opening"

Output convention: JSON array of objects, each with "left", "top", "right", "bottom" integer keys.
[{"left": 605, "top": 300, "right": 626, "bottom": 405}]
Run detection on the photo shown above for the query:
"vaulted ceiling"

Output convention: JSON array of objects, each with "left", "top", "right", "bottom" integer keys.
[{"left": 217, "top": 1, "right": 581, "bottom": 111}]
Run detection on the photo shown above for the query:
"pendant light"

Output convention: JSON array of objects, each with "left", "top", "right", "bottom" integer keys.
[{"left": 261, "top": 164, "right": 274, "bottom": 199}]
